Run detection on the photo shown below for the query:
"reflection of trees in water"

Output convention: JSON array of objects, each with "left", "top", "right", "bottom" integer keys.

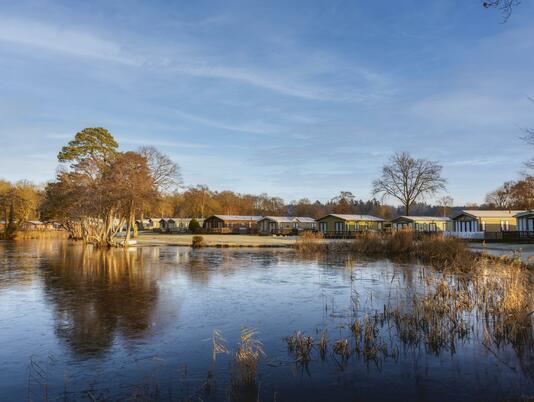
[
  {"left": 0, "top": 240, "right": 67, "bottom": 289},
  {"left": 40, "top": 244, "right": 161, "bottom": 357}
]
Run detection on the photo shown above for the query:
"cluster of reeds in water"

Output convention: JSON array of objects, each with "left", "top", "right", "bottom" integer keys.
[
  {"left": 210, "top": 328, "right": 265, "bottom": 401},
  {"left": 283, "top": 257, "right": 533, "bottom": 372}
]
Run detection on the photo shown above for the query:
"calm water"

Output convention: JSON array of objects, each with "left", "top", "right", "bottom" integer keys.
[{"left": 0, "top": 240, "right": 533, "bottom": 401}]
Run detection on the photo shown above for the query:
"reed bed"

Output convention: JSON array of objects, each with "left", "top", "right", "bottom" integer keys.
[
  {"left": 296, "top": 230, "right": 507, "bottom": 272},
  {"left": 2, "top": 230, "right": 69, "bottom": 240},
  {"left": 285, "top": 257, "right": 533, "bottom": 369}
]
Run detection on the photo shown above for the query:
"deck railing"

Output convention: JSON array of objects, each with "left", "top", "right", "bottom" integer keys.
[
  {"left": 444, "top": 231, "right": 485, "bottom": 240},
  {"left": 445, "top": 231, "right": 534, "bottom": 243},
  {"left": 319, "top": 231, "right": 381, "bottom": 239}
]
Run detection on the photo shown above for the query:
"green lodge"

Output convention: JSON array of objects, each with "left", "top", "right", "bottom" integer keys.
[{"left": 316, "top": 214, "right": 385, "bottom": 235}]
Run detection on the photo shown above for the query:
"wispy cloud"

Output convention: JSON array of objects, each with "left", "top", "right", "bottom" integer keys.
[
  {"left": 445, "top": 156, "right": 515, "bottom": 167},
  {"left": 0, "top": 17, "right": 138, "bottom": 65},
  {"left": 172, "top": 109, "right": 279, "bottom": 135},
  {"left": 0, "top": 16, "right": 390, "bottom": 102},
  {"left": 117, "top": 136, "right": 211, "bottom": 149}
]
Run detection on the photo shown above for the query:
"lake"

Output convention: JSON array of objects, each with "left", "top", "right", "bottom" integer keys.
[{"left": 0, "top": 240, "right": 532, "bottom": 401}]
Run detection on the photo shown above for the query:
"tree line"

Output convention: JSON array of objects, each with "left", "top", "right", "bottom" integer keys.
[
  {"left": 2, "top": 127, "right": 463, "bottom": 245},
  {"left": 153, "top": 188, "right": 455, "bottom": 220}
]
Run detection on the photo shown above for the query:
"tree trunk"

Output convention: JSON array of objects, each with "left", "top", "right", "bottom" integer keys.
[
  {"left": 125, "top": 217, "right": 132, "bottom": 245},
  {"left": 3, "top": 207, "right": 8, "bottom": 235},
  {"left": 404, "top": 203, "right": 410, "bottom": 216},
  {"left": 133, "top": 211, "right": 141, "bottom": 238},
  {"left": 124, "top": 201, "right": 134, "bottom": 247},
  {"left": 6, "top": 201, "right": 17, "bottom": 238}
]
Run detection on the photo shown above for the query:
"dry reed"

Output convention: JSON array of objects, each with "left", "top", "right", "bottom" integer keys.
[
  {"left": 285, "top": 331, "right": 314, "bottom": 365},
  {"left": 286, "top": 256, "right": 533, "bottom": 369},
  {"left": 233, "top": 328, "right": 265, "bottom": 385},
  {"left": 297, "top": 230, "right": 493, "bottom": 273}
]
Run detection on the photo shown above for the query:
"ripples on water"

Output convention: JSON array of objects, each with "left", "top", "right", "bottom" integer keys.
[{"left": 0, "top": 239, "right": 532, "bottom": 401}]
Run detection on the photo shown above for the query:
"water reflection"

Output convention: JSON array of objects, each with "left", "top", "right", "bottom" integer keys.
[
  {"left": 1, "top": 240, "right": 533, "bottom": 402},
  {"left": 40, "top": 244, "right": 161, "bottom": 357}
]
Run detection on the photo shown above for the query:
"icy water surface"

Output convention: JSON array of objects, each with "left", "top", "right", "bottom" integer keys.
[{"left": 0, "top": 239, "right": 532, "bottom": 401}]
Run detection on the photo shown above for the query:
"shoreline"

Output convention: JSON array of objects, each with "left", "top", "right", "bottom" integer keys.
[{"left": 135, "top": 233, "right": 534, "bottom": 266}]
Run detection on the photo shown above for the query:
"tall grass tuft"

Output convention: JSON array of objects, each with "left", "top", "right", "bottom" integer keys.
[
  {"left": 295, "top": 231, "right": 326, "bottom": 253},
  {"left": 416, "top": 235, "right": 474, "bottom": 272},
  {"left": 232, "top": 328, "right": 264, "bottom": 387},
  {"left": 212, "top": 329, "right": 229, "bottom": 362}
]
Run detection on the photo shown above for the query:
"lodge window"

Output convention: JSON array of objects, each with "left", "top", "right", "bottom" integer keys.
[
  {"left": 500, "top": 221, "right": 509, "bottom": 231},
  {"left": 319, "top": 222, "right": 327, "bottom": 232}
]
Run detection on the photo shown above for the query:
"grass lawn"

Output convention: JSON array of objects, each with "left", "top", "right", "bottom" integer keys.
[{"left": 136, "top": 232, "right": 298, "bottom": 247}]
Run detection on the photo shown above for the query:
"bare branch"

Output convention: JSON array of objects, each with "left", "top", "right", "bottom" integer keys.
[
  {"left": 372, "top": 152, "right": 447, "bottom": 215},
  {"left": 138, "top": 146, "right": 183, "bottom": 194}
]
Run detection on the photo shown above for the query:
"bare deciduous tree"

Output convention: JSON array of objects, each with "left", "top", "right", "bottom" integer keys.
[
  {"left": 486, "top": 177, "right": 534, "bottom": 210},
  {"left": 437, "top": 195, "right": 454, "bottom": 217},
  {"left": 138, "top": 146, "right": 182, "bottom": 194},
  {"left": 485, "top": 181, "right": 514, "bottom": 208},
  {"left": 103, "top": 152, "right": 157, "bottom": 243},
  {"left": 372, "top": 152, "right": 447, "bottom": 216}
]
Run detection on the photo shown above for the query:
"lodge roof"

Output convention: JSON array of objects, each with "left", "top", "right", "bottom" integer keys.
[
  {"left": 391, "top": 216, "right": 451, "bottom": 223},
  {"left": 514, "top": 210, "right": 534, "bottom": 218},
  {"left": 209, "top": 215, "right": 263, "bottom": 221},
  {"left": 452, "top": 210, "right": 523, "bottom": 220},
  {"left": 159, "top": 217, "right": 203, "bottom": 222},
  {"left": 259, "top": 216, "right": 315, "bottom": 223},
  {"left": 317, "top": 214, "right": 385, "bottom": 222}
]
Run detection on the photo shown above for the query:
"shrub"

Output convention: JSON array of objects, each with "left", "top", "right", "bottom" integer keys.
[
  {"left": 192, "top": 235, "right": 205, "bottom": 248},
  {"left": 188, "top": 218, "right": 202, "bottom": 234},
  {"left": 387, "top": 230, "right": 414, "bottom": 254},
  {"left": 416, "top": 235, "right": 474, "bottom": 271}
]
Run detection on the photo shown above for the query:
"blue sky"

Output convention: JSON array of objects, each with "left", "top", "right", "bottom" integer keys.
[{"left": 0, "top": 0, "right": 533, "bottom": 205}]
